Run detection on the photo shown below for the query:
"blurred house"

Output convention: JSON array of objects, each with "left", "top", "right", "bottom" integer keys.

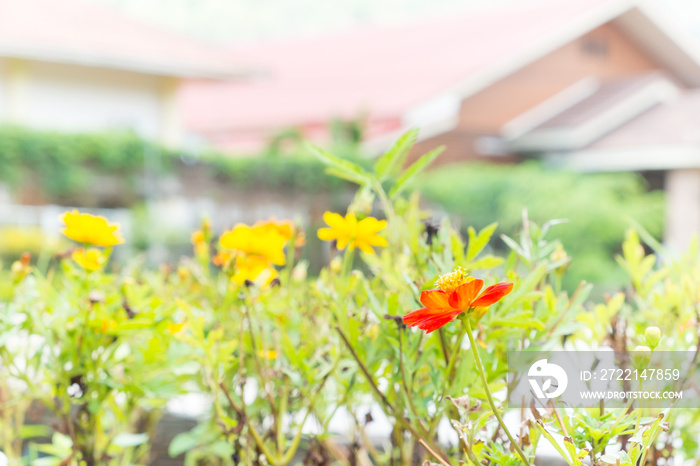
[
  {"left": 0, "top": 0, "right": 243, "bottom": 147},
  {"left": 182, "top": 0, "right": 700, "bottom": 247}
]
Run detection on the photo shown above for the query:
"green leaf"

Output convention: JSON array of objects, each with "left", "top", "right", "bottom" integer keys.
[
  {"left": 21, "top": 424, "right": 52, "bottom": 439},
  {"left": 466, "top": 222, "right": 498, "bottom": 261},
  {"left": 112, "top": 432, "right": 149, "bottom": 448},
  {"left": 169, "top": 431, "right": 201, "bottom": 457},
  {"left": 500, "top": 234, "right": 526, "bottom": 258},
  {"left": 29, "top": 459, "right": 61, "bottom": 466},
  {"left": 324, "top": 167, "right": 369, "bottom": 185},
  {"left": 373, "top": 129, "right": 419, "bottom": 180},
  {"left": 307, "top": 143, "right": 370, "bottom": 185},
  {"left": 389, "top": 146, "right": 444, "bottom": 198}
]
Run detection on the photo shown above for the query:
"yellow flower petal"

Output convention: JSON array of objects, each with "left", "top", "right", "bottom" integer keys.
[
  {"left": 231, "top": 254, "right": 278, "bottom": 288},
  {"left": 220, "top": 222, "right": 288, "bottom": 266},
  {"left": 317, "top": 228, "right": 337, "bottom": 241},
  {"left": 71, "top": 248, "right": 105, "bottom": 271},
  {"left": 357, "top": 217, "right": 387, "bottom": 235},
  {"left": 322, "top": 212, "right": 346, "bottom": 229},
  {"left": 367, "top": 235, "right": 388, "bottom": 247},
  {"left": 355, "top": 240, "right": 376, "bottom": 254},
  {"left": 62, "top": 210, "right": 124, "bottom": 247},
  {"left": 317, "top": 211, "right": 387, "bottom": 253}
]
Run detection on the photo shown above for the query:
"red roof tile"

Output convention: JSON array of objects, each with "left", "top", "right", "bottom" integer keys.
[{"left": 182, "top": 0, "right": 626, "bottom": 144}]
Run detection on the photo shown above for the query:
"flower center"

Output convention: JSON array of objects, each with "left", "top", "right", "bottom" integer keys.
[{"left": 435, "top": 267, "right": 467, "bottom": 293}]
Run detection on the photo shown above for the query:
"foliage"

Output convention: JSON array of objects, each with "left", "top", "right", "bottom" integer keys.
[
  {"left": 0, "top": 131, "right": 696, "bottom": 465},
  {"left": 0, "top": 124, "right": 365, "bottom": 203},
  {"left": 0, "top": 125, "right": 159, "bottom": 199},
  {"left": 417, "top": 162, "right": 665, "bottom": 291}
]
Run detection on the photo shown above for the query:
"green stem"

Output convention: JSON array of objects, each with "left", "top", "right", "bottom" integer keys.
[
  {"left": 340, "top": 247, "right": 355, "bottom": 280},
  {"left": 463, "top": 316, "right": 531, "bottom": 466},
  {"left": 635, "top": 378, "right": 644, "bottom": 432},
  {"left": 429, "top": 325, "right": 467, "bottom": 435}
]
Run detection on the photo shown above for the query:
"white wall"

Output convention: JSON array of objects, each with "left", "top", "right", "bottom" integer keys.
[{"left": 0, "top": 58, "right": 178, "bottom": 143}]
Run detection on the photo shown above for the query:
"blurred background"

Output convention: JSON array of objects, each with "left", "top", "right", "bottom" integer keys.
[{"left": 1, "top": 0, "right": 699, "bottom": 292}]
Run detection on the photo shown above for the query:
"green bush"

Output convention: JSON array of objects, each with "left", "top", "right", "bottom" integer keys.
[
  {"left": 0, "top": 125, "right": 364, "bottom": 200},
  {"left": 417, "top": 162, "right": 665, "bottom": 291},
  {"left": 0, "top": 125, "right": 161, "bottom": 197},
  {"left": 0, "top": 125, "right": 666, "bottom": 291}
]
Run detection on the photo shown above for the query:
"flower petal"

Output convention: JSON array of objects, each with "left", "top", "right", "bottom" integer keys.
[
  {"left": 356, "top": 217, "right": 387, "bottom": 235},
  {"left": 317, "top": 228, "right": 337, "bottom": 241},
  {"left": 403, "top": 307, "right": 462, "bottom": 333},
  {"left": 336, "top": 235, "right": 350, "bottom": 250},
  {"left": 419, "top": 290, "right": 450, "bottom": 308},
  {"left": 471, "top": 282, "right": 514, "bottom": 307},
  {"left": 323, "top": 212, "right": 346, "bottom": 229},
  {"left": 367, "top": 235, "right": 388, "bottom": 247},
  {"left": 354, "top": 240, "right": 375, "bottom": 254},
  {"left": 448, "top": 279, "right": 484, "bottom": 310}
]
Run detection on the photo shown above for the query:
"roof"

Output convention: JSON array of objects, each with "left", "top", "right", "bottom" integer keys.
[
  {"left": 0, "top": 0, "right": 247, "bottom": 79},
  {"left": 181, "top": 0, "right": 700, "bottom": 148},
  {"left": 549, "top": 90, "right": 700, "bottom": 171},
  {"left": 506, "top": 72, "right": 680, "bottom": 152}
]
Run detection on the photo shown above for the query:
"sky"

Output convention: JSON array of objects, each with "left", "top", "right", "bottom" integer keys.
[{"left": 87, "top": 0, "right": 700, "bottom": 45}]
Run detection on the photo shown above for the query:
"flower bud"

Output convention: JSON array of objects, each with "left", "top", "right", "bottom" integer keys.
[
  {"left": 645, "top": 326, "right": 661, "bottom": 349},
  {"left": 330, "top": 256, "right": 342, "bottom": 274},
  {"left": 632, "top": 345, "right": 652, "bottom": 369},
  {"left": 291, "top": 262, "right": 308, "bottom": 282}
]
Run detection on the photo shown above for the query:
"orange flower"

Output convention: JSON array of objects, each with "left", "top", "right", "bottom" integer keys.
[
  {"left": 213, "top": 250, "right": 233, "bottom": 267},
  {"left": 403, "top": 269, "right": 513, "bottom": 333}
]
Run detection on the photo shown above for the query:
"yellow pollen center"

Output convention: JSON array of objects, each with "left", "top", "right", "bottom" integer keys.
[{"left": 435, "top": 267, "right": 466, "bottom": 293}]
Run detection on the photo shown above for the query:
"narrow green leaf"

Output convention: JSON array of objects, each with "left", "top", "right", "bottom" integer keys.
[
  {"left": 466, "top": 222, "right": 498, "bottom": 261},
  {"left": 307, "top": 143, "right": 370, "bottom": 186},
  {"left": 373, "top": 128, "right": 419, "bottom": 180},
  {"left": 112, "top": 432, "right": 149, "bottom": 448},
  {"left": 389, "top": 146, "right": 444, "bottom": 198}
]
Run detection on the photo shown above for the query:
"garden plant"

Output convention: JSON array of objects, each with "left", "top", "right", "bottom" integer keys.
[{"left": 0, "top": 130, "right": 697, "bottom": 465}]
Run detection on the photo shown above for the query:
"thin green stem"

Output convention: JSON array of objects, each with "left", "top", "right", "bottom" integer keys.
[
  {"left": 335, "top": 326, "right": 450, "bottom": 464},
  {"left": 635, "top": 378, "right": 644, "bottom": 432},
  {"left": 340, "top": 247, "right": 355, "bottom": 280},
  {"left": 463, "top": 316, "right": 531, "bottom": 466}
]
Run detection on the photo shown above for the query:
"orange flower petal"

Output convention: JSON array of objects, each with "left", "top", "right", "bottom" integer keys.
[
  {"left": 471, "top": 282, "right": 513, "bottom": 307},
  {"left": 448, "top": 279, "right": 484, "bottom": 310},
  {"left": 403, "top": 307, "right": 462, "bottom": 333},
  {"left": 419, "top": 289, "right": 451, "bottom": 308}
]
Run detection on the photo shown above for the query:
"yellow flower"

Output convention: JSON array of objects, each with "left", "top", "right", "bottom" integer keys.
[
  {"left": 254, "top": 218, "right": 294, "bottom": 241},
  {"left": 191, "top": 230, "right": 206, "bottom": 245},
  {"left": 62, "top": 210, "right": 124, "bottom": 247},
  {"left": 99, "top": 318, "right": 117, "bottom": 333},
  {"left": 317, "top": 212, "right": 387, "bottom": 254},
  {"left": 11, "top": 252, "right": 32, "bottom": 282},
  {"left": 213, "top": 250, "right": 234, "bottom": 267},
  {"left": 167, "top": 321, "right": 187, "bottom": 335},
  {"left": 258, "top": 349, "right": 278, "bottom": 360},
  {"left": 72, "top": 248, "right": 105, "bottom": 271},
  {"left": 232, "top": 254, "right": 278, "bottom": 288},
  {"left": 191, "top": 230, "right": 208, "bottom": 256},
  {"left": 220, "top": 221, "right": 289, "bottom": 266}
]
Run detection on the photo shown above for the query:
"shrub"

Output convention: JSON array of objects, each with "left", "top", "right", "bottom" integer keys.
[
  {"left": 418, "top": 162, "right": 665, "bottom": 291},
  {"left": 2, "top": 131, "right": 695, "bottom": 465}
]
